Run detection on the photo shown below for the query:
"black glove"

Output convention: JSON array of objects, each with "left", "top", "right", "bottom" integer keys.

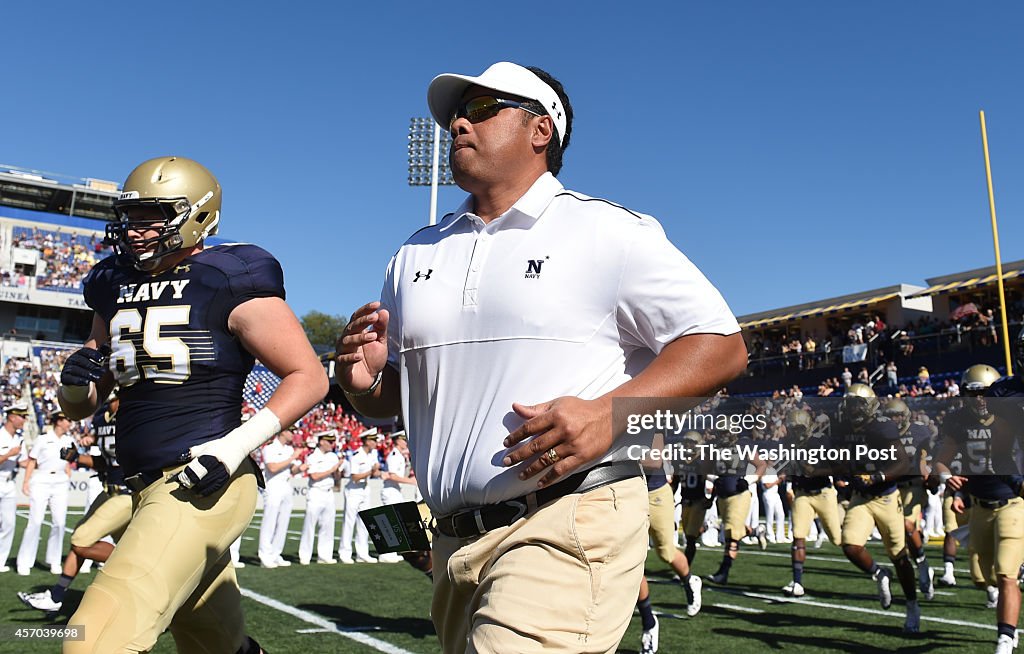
[
  {"left": 61, "top": 346, "right": 111, "bottom": 387},
  {"left": 60, "top": 447, "right": 80, "bottom": 463},
  {"left": 175, "top": 454, "right": 231, "bottom": 497}
]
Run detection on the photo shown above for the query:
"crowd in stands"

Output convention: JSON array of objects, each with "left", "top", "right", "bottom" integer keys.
[{"left": 5, "top": 227, "right": 111, "bottom": 293}]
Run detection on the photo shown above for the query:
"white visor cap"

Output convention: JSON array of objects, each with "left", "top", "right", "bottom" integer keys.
[{"left": 428, "top": 62, "right": 566, "bottom": 147}]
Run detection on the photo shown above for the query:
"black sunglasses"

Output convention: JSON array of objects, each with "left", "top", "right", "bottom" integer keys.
[{"left": 449, "top": 95, "right": 542, "bottom": 130}]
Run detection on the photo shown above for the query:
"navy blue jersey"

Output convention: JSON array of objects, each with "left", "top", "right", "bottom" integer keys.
[
  {"left": 90, "top": 406, "right": 123, "bottom": 486},
  {"left": 674, "top": 459, "right": 707, "bottom": 500},
  {"left": 712, "top": 436, "right": 754, "bottom": 497},
  {"left": 832, "top": 416, "right": 901, "bottom": 496},
  {"left": 790, "top": 474, "right": 831, "bottom": 493},
  {"left": 897, "top": 422, "right": 932, "bottom": 482},
  {"left": 83, "top": 244, "right": 285, "bottom": 476}
]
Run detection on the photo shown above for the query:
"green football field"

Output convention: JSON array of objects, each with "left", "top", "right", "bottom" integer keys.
[{"left": 0, "top": 508, "right": 1003, "bottom": 653}]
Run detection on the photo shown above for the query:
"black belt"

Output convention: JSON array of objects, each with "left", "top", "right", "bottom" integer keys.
[
  {"left": 123, "top": 469, "right": 164, "bottom": 494},
  {"left": 797, "top": 487, "right": 826, "bottom": 496},
  {"left": 974, "top": 496, "right": 1012, "bottom": 510},
  {"left": 435, "top": 462, "right": 638, "bottom": 539}
]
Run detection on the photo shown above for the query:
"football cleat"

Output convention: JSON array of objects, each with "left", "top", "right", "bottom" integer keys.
[
  {"left": 938, "top": 570, "right": 957, "bottom": 587},
  {"left": 903, "top": 600, "right": 921, "bottom": 634},
  {"left": 814, "top": 531, "right": 827, "bottom": 549},
  {"left": 987, "top": 586, "right": 1000, "bottom": 609},
  {"left": 756, "top": 525, "right": 768, "bottom": 550},
  {"left": 919, "top": 565, "right": 935, "bottom": 600},
  {"left": 706, "top": 570, "right": 729, "bottom": 585},
  {"left": 687, "top": 575, "right": 703, "bottom": 617},
  {"left": 995, "top": 633, "right": 1016, "bottom": 654},
  {"left": 782, "top": 581, "right": 805, "bottom": 597},
  {"left": 873, "top": 567, "right": 893, "bottom": 610},
  {"left": 18, "top": 590, "right": 61, "bottom": 612},
  {"left": 641, "top": 614, "right": 659, "bottom": 654}
]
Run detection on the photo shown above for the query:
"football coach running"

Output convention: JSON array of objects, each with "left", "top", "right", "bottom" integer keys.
[{"left": 336, "top": 62, "right": 746, "bottom": 654}]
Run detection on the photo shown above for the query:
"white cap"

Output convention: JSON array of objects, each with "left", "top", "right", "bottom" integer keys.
[
  {"left": 428, "top": 62, "right": 567, "bottom": 146},
  {"left": 361, "top": 427, "right": 379, "bottom": 440}
]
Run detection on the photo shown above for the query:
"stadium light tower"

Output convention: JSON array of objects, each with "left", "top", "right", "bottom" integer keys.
[{"left": 407, "top": 118, "right": 454, "bottom": 225}]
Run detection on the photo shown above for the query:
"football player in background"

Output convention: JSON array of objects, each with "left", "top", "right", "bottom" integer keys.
[
  {"left": 833, "top": 384, "right": 918, "bottom": 633},
  {"left": 883, "top": 398, "right": 935, "bottom": 600},
  {"left": 57, "top": 156, "right": 327, "bottom": 653},
  {"left": 932, "top": 360, "right": 1022, "bottom": 654},
  {"left": 782, "top": 408, "right": 841, "bottom": 597},
  {"left": 19, "top": 390, "right": 129, "bottom": 612}
]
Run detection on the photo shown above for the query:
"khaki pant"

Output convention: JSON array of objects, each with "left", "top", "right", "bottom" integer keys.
[
  {"left": 70, "top": 492, "right": 132, "bottom": 548},
  {"left": 841, "top": 489, "right": 906, "bottom": 559},
  {"left": 969, "top": 497, "right": 1024, "bottom": 585},
  {"left": 432, "top": 477, "right": 647, "bottom": 654},
  {"left": 791, "top": 487, "right": 841, "bottom": 545},
  {"left": 648, "top": 483, "right": 677, "bottom": 564},
  {"left": 64, "top": 464, "right": 257, "bottom": 653},
  {"left": 717, "top": 491, "right": 751, "bottom": 542}
]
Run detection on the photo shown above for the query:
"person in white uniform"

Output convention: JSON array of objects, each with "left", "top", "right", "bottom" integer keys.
[
  {"left": 0, "top": 404, "right": 27, "bottom": 571},
  {"left": 338, "top": 429, "right": 380, "bottom": 564},
  {"left": 17, "top": 409, "right": 74, "bottom": 575},
  {"left": 298, "top": 430, "right": 341, "bottom": 565},
  {"left": 259, "top": 428, "right": 300, "bottom": 567},
  {"left": 378, "top": 431, "right": 413, "bottom": 563}
]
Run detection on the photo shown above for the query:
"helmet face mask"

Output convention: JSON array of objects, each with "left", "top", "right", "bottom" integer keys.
[
  {"left": 841, "top": 383, "right": 879, "bottom": 428},
  {"left": 107, "top": 157, "right": 221, "bottom": 272},
  {"left": 882, "top": 399, "right": 911, "bottom": 433},
  {"left": 961, "top": 364, "right": 1001, "bottom": 416}
]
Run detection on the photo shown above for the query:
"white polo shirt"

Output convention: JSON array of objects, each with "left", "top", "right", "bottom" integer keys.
[
  {"left": 305, "top": 449, "right": 339, "bottom": 492},
  {"left": 262, "top": 439, "right": 295, "bottom": 492},
  {"left": 380, "top": 172, "right": 740, "bottom": 515},
  {"left": 345, "top": 448, "right": 376, "bottom": 491},
  {"left": 30, "top": 430, "right": 74, "bottom": 479}
]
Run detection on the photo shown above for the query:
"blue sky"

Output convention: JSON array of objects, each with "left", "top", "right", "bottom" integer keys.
[{"left": 3, "top": 2, "right": 1023, "bottom": 322}]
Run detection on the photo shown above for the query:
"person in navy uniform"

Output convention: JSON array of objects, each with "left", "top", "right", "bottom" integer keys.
[
  {"left": 832, "top": 384, "right": 918, "bottom": 633},
  {"left": 882, "top": 398, "right": 936, "bottom": 600},
  {"left": 57, "top": 156, "right": 327, "bottom": 654},
  {"left": 933, "top": 359, "right": 1024, "bottom": 654}
]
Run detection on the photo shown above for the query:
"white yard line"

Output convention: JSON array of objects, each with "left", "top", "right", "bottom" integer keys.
[{"left": 239, "top": 587, "right": 419, "bottom": 654}]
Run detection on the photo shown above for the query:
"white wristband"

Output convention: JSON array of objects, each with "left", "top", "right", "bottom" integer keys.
[
  {"left": 939, "top": 472, "right": 953, "bottom": 484},
  {"left": 204, "top": 407, "right": 282, "bottom": 474}
]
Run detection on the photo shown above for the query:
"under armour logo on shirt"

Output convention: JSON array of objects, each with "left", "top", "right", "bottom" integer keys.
[
  {"left": 414, "top": 269, "right": 433, "bottom": 282},
  {"left": 551, "top": 102, "right": 562, "bottom": 120}
]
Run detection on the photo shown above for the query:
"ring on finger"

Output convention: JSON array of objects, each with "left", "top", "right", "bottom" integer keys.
[{"left": 546, "top": 448, "right": 560, "bottom": 464}]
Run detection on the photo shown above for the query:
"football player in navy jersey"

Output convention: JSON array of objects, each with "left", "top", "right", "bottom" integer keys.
[
  {"left": 883, "top": 398, "right": 936, "bottom": 600},
  {"left": 57, "top": 156, "right": 327, "bottom": 654},
  {"left": 673, "top": 431, "right": 711, "bottom": 565},
  {"left": 832, "top": 384, "right": 919, "bottom": 633},
  {"left": 933, "top": 359, "right": 1024, "bottom": 654},
  {"left": 782, "top": 409, "right": 841, "bottom": 598}
]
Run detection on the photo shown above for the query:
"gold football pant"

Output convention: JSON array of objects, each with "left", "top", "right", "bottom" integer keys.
[
  {"left": 717, "top": 491, "right": 752, "bottom": 542},
  {"left": 64, "top": 464, "right": 257, "bottom": 653},
  {"left": 791, "top": 487, "right": 841, "bottom": 545},
  {"left": 841, "top": 489, "right": 906, "bottom": 559},
  {"left": 968, "top": 496, "right": 1024, "bottom": 586},
  {"left": 70, "top": 492, "right": 132, "bottom": 548},
  {"left": 648, "top": 483, "right": 678, "bottom": 564}
]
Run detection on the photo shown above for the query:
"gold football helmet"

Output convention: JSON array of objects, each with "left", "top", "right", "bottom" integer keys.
[
  {"left": 785, "top": 409, "right": 814, "bottom": 441},
  {"left": 882, "top": 398, "right": 911, "bottom": 433},
  {"left": 961, "top": 364, "right": 1001, "bottom": 394},
  {"left": 107, "top": 156, "right": 221, "bottom": 271},
  {"left": 841, "top": 383, "right": 879, "bottom": 427}
]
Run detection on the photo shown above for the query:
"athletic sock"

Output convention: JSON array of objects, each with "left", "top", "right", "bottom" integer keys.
[
  {"left": 997, "top": 623, "right": 1016, "bottom": 640},
  {"left": 638, "top": 596, "right": 657, "bottom": 631},
  {"left": 793, "top": 561, "right": 804, "bottom": 584},
  {"left": 681, "top": 573, "right": 694, "bottom": 604},
  {"left": 50, "top": 574, "right": 75, "bottom": 602}
]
